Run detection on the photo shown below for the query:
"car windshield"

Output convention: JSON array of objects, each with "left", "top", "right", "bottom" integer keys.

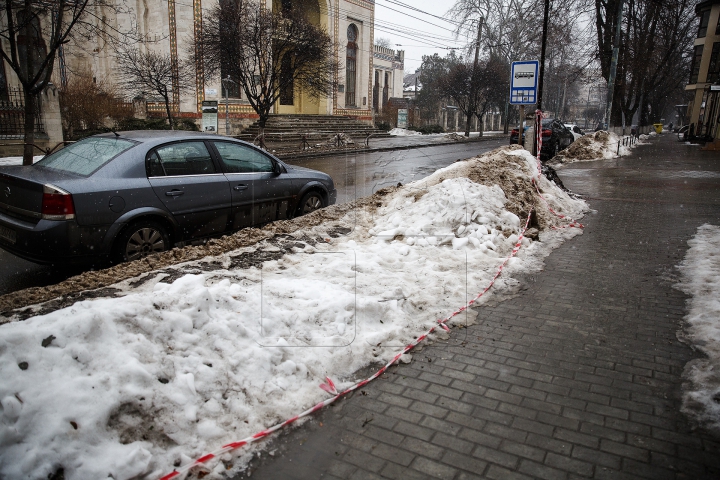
[{"left": 35, "top": 137, "right": 136, "bottom": 176}]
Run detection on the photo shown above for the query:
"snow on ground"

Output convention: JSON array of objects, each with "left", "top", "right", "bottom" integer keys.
[
  {"left": 388, "top": 128, "right": 422, "bottom": 136},
  {"left": 0, "top": 146, "right": 586, "bottom": 480},
  {"left": 675, "top": 224, "right": 720, "bottom": 434},
  {"left": 549, "top": 130, "right": 647, "bottom": 167},
  {"left": 0, "top": 155, "right": 45, "bottom": 166}
]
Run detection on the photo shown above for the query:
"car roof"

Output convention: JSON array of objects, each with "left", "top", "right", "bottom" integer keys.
[{"left": 96, "top": 130, "right": 215, "bottom": 142}]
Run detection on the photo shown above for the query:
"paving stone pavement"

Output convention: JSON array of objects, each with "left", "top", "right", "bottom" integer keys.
[{"left": 234, "top": 134, "right": 720, "bottom": 479}]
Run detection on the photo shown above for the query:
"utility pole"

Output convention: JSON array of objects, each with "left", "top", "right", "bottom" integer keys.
[
  {"left": 605, "top": 0, "right": 625, "bottom": 130},
  {"left": 222, "top": 75, "right": 237, "bottom": 136},
  {"left": 223, "top": 76, "right": 231, "bottom": 135},
  {"left": 534, "top": 0, "right": 550, "bottom": 156},
  {"left": 466, "top": 16, "right": 484, "bottom": 137}
]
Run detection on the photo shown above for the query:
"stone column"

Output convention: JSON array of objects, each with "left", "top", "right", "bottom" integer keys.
[{"left": 40, "top": 84, "right": 63, "bottom": 147}]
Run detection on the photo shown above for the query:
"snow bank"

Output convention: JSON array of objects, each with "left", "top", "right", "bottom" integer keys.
[
  {"left": 675, "top": 224, "right": 720, "bottom": 434},
  {"left": 549, "top": 130, "right": 643, "bottom": 167},
  {"left": 0, "top": 146, "right": 586, "bottom": 479},
  {"left": 388, "top": 128, "right": 422, "bottom": 136}
]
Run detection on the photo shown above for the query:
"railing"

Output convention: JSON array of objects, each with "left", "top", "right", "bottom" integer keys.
[
  {"left": 0, "top": 86, "right": 45, "bottom": 137},
  {"left": 616, "top": 134, "right": 639, "bottom": 155}
]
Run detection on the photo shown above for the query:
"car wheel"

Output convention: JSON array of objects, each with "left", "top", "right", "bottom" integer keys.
[
  {"left": 297, "top": 191, "right": 325, "bottom": 216},
  {"left": 115, "top": 221, "right": 170, "bottom": 263}
]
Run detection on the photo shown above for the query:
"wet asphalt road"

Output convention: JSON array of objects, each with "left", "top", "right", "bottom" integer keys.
[{"left": 0, "top": 138, "right": 507, "bottom": 296}]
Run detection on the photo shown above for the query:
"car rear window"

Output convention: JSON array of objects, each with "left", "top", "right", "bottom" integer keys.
[{"left": 35, "top": 137, "right": 135, "bottom": 176}]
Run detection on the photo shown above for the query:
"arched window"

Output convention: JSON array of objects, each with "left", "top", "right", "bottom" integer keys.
[{"left": 345, "top": 24, "right": 358, "bottom": 107}]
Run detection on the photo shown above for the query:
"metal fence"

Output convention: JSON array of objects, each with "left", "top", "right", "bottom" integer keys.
[{"left": 0, "top": 87, "right": 45, "bottom": 137}]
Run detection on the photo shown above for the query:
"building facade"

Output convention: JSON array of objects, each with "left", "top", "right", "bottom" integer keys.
[
  {"left": 686, "top": 0, "right": 720, "bottom": 141},
  {"left": 372, "top": 45, "right": 404, "bottom": 114},
  {"left": 32, "top": 0, "right": 378, "bottom": 132}
]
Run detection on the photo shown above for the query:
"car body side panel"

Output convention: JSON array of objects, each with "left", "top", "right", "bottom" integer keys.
[
  {"left": 148, "top": 174, "right": 231, "bottom": 240},
  {"left": 225, "top": 172, "right": 296, "bottom": 228}
]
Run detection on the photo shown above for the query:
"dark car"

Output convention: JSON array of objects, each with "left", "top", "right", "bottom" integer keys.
[
  {"left": 509, "top": 119, "right": 575, "bottom": 160},
  {"left": 0, "top": 131, "right": 336, "bottom": 265},
  {"left": 509, "top": 125, "right": 529, "bottom": 145}
]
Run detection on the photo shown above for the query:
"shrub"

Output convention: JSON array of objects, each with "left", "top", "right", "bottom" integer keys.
[{"left": 375, "top": 121, "right": 391, "bottom": 132}]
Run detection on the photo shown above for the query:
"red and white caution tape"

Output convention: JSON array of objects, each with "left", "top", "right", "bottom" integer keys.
[
  {"left": 536, "top": 109, "right": 543, "bottom": 172},
  {"left": 158, "top": 211, "right": 535, "bottom": 480}
]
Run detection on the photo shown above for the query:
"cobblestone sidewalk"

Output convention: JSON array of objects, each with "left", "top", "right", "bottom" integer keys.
[{"left": 236, "top": 135, "right": 720, "bottom": 480}]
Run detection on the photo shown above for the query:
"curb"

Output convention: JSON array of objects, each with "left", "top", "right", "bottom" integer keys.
[{"left": 273, "top": 134, "right": 506, "bottom": 161}]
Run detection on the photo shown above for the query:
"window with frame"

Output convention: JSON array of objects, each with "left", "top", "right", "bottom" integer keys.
[
  {"left": 691, "top": 45, "right": 704, "bottom": 84},
  {"left": 346, "top": 24, "right": 358, "bottom": 107},
  {"left": 708, "top": 42, "right": 720, "bottom": 83},
  {"left": 149, "top": 141, "right": 216, "bottom": 176},
  {"left": 213, "top": 141, "right": 274, "bottom": 173},
  {"left": 699, "top": 9, "right": 711, "bottom": 37}
]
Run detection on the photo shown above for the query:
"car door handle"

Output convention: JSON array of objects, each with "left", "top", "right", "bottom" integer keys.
[
  {"left": 165, "top": 190, "right": 184, "bottom": 197},
  {"left": 233, "top": 184, "right": 249, "bottom": 191}
]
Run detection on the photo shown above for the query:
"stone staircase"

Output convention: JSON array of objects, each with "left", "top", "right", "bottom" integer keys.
[{"left": 237, "top": 114, "right": 391, "bottom": 142}]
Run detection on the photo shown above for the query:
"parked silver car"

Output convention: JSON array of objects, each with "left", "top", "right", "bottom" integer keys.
[{"left": 0, "top": 131, "right": 336, "bottom": 265}]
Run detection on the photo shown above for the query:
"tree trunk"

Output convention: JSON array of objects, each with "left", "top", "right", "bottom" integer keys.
[
  {"left": 23, "top": 90, "right": 36, "bottom": 166},
  {"left": 257, "top": 115, "right": 268, "bottom": 150},
  {"left": 164, "top": 97, "right": 174, "bottom": 130}
]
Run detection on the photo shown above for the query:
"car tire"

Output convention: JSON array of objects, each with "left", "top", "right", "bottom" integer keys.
[
  {"left": 115, "top": 220, "right": 170, "bottom": 263},
  {"left": 297, "top": 191, "right": 325, "bottom": 216}
]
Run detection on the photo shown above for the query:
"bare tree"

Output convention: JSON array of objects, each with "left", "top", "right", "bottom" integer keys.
[
  {"left": 375, "top": 37, "right": 392, "bottom": 48},
  {"left": 115, "top": 47, "right": 192, "bottom": 128},
  {"left": 417, "top": 51, "right": 460, "bottom": 125},
  {"left": 436, "top": 53, "right": 509, "bottom": 136},
  {"left": 0, "top": 0, "right": 129, "bottom": 164},
  {"left": 192, "top": 1, "right": 337, "bottom": 140},
  {"left": 593, "top": 0, "right": 694, "bottom": 126},
  {"left": 59, "top": 68, "right": 132, "bottom": 138}
]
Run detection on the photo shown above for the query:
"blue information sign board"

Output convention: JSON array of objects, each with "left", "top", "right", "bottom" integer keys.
[{"left": 510, "top": 60, "right": 539, "bottom": 105}]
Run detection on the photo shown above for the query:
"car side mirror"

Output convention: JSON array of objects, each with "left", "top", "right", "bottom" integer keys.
[{"left": 272, "top": 162, "right": 282, "bottom": 175}]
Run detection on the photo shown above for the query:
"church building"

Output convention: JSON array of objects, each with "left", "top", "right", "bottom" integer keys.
[{"left": 61, "top": 0, "right": 378, "bottom": 130}]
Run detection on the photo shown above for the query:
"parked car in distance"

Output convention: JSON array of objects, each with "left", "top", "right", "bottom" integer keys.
[
  {"left": 0, "top": 131, "right": 337, "bottom": 265},
  {"left": 509, "top": 125, "right": 529, "bottom": 145},
  {"left": 510, "top": 119, "right": 575, "bottom": 159},
  {"left": 564, "top": 124, "right": 585, "bottom": 140}
]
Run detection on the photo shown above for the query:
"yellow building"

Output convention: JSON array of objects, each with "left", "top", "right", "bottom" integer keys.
[
  {"left": 686, "top": 0, "right": 720, "bottom": 140},
  {"left": 55, "top": 0, "right": 377, "bottom": 132}
]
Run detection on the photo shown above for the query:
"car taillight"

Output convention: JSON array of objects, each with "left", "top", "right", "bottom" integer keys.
[
  {"left": 41, "top": 184, "right": 75, "bottom": 220},
  {"left": 511, "top": 129, "right": 519, "bottom": 135},
  {"left": 542, "top": 129, "right": 553, "bottom": 136}
]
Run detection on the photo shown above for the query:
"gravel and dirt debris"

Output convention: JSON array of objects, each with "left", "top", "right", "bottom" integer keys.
[
  {"left": 0, "top": 145, "right": 578, "bottom": 322},
  {"left": 549, "top": 131, "right": 612, "bottom": 165}
]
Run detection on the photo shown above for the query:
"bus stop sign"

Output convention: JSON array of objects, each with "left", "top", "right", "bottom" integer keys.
[{"left": 510, "top": 60, "right": 539, "bottom": 105}]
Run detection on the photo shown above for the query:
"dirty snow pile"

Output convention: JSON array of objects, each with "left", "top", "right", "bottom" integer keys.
[
  {"left": 675, "top": 224, "right": 720, "bottom": 433},
  {"left": 0, "top": 155, "right": 44, "bottom": 167},
  {"left": 388, "top": 127, "right": 422, "bottom": 136},
  {"left": 550, "top": 130, "right": 642, "bottom": 167},
  {"left": 0, "top": 147, "right": 586, "bottom": 480}
]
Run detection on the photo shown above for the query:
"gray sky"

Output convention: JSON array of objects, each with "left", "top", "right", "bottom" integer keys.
[{"left": 373, "top": 0, "right": 471, "bottom": 75}]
